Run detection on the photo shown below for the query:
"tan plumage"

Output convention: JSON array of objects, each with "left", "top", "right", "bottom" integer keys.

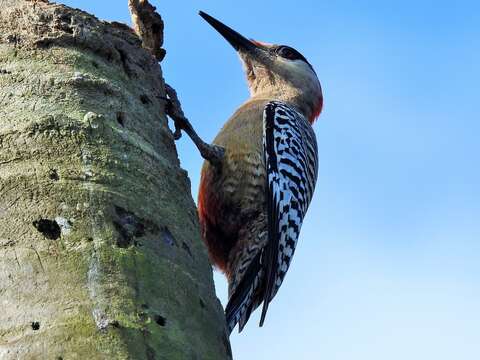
[
  {"left": 196, "top": 12, "right": 323, "bottom": 333},
  {"left": 199, "top": 99, "right": 269, "bottom": 295}
]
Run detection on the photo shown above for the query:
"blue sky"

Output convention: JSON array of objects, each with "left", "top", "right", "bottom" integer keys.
[{"left": 63, "top": 1, "right": 480, "bottom": 358}]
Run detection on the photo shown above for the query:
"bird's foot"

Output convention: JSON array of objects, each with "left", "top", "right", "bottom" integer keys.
[
  {"left": 163, "top": 83, "right": 225, "bottom": 166},
  {"left": 163, "top": 84, "right": 190, "bottom": 141}
]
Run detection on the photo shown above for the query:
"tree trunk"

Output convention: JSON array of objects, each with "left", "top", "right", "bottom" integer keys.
[{"left": 0, "top": 1, "right": 231, "bottom": 359}]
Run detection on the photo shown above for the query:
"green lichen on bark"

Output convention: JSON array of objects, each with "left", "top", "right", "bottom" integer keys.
[{"left": 0, "top": 1, "right": 230, "bottom": 359}]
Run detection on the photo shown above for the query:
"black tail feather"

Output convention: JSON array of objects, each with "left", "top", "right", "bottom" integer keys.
[{"left": 225, "top": 252, "right": 262, "bottom": 334}]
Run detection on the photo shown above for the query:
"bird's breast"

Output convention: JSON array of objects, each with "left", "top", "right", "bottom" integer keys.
[
  {"left": 210, "top": 99, "right": 268, "bottom": 212},
  {"left": 198, "top": 99, "right": 269, "bottom": 271},
  {"left": 220, "top": 147, "right": 265, "bottom": 209}
]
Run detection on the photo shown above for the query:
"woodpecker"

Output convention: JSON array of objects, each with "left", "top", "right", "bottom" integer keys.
[{"left": 170, "top": 12, "right": 322, "bottom": 334}]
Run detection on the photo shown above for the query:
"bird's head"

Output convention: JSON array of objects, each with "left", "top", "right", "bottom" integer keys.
[{"left": 199, "top": 11, "right": 323, "bottom": 123}]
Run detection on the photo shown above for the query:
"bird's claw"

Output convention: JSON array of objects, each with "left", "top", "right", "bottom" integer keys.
[
  {"left": 161, "top": 83, "right": 224, "bottom": 165},
  {"left": 173, "top": 125, "right": 182, "bottom": 140},
  {"left": 162, "top": 84, "right": 189, "bottom": 140}
]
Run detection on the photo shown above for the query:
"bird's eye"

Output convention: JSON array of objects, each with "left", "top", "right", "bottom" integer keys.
[
  {"left": 276, "top": 46, "right": 297, "bottom": 60},
  {"left": 277, "top": 46, "right": 295, "bottom": 60},
  {"left": 274, "top": 45, "right": 314, "bottom": 70}
]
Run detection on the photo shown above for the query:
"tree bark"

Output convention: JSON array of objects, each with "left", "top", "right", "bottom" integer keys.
[{"left": 0, "top": 1, "right": 231, "bottom": 359}]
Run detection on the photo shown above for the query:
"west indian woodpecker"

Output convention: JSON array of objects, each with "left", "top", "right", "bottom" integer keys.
[{"left": 167, "top": 11, "right": 322, "bottom": 334}]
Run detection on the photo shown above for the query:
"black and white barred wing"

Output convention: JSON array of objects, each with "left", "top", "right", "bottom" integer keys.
[
  {"left": 225, "top": 101, "right": 318, "bottom": 333},
  {"left": 260, "top": 101, "right": 318, "bottom": 325}
]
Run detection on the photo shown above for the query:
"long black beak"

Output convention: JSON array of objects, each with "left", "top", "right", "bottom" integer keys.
[{"left": 199, "top": 11, "right": 258, "bottom": 54}]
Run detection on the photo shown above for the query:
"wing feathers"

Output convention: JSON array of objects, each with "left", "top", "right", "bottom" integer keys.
[
  {"left": 225, "top": 101, "right": 318, "bottom": 333},
  {"left": 259, "top": 101, "right": 318, "bottom": 323}
]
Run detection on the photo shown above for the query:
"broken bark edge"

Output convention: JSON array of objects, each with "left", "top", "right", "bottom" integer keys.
[{"left": 128, "top": 0, "right": 166, "bottom": 61}]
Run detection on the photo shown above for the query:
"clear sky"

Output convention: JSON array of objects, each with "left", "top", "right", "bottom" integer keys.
[{"left": 62, "top": 1, "right": 480, "bottom": 358}]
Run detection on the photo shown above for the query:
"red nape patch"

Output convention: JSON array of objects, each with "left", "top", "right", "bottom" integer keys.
[
  {"left": 250, "top": 39, "right": 273, "bottom": 48},
  {"left": 309, "top": 96, "right": 323, "bottom": 124}
]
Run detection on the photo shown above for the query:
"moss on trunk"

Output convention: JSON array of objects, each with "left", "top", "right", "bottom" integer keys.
[{"left": 0, "top": 1, "right": 230, "bottom": 359}]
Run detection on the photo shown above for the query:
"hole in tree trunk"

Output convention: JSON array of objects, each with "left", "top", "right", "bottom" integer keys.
[
  {"left": 182, "top": 241, "right": 193, "bottom": 258},
  {"left": 140, "top": 94, "right": 151, "bottom": 104},
  {"left": 49, "top": 169, "right": 59, "bottom": 181},
  {"left": 33, "top": 219, "right": 61, "bottom": 240},
  {"left": 153, "top": 314, "right": 166, "bottom": 327},
  {"left": 116, "top": 112, "right": 125, "bottom": 127}
]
